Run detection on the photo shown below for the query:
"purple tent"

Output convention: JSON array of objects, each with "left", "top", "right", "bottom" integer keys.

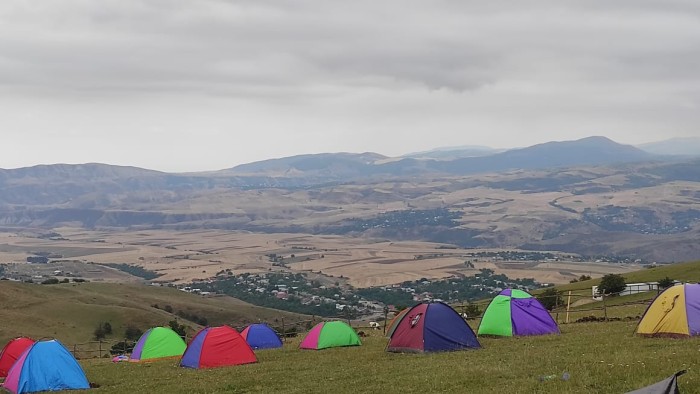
[
  {"left": 478, "top": 289, "right": 559, "bottom": 336},
  {"left": 387, "top": 302, "right": 480, "bottom": 353}
]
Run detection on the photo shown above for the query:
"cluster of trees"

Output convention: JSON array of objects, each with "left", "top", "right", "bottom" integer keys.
[
  {"left": 569, "top": 275, "right": 592, "bottom": 283},
  {"left": 40, "top": 278, "right": 87, "bottom": 284}
]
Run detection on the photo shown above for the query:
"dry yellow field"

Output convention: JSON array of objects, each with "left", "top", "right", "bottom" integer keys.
[{"left": 0, "top": 228, "right": 639, "bottom": 287}]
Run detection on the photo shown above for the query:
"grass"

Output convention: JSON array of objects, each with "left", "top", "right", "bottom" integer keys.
[
  {"left": 79, "top": 322, "right": 700, "bottom": 394},
  {"left": 6, "top": 263, "right": 700, "bottom": 393},
  {"left": 0, "top": 281, "right": 306, "bottom": 345}
]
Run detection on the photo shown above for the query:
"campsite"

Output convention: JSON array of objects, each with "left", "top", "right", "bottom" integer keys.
[
  {"left": 70, "top": 319, "right": 700, "bottom": 393},
  {"left": 2, "top": 264, "right": 700, "bottom": 393}
]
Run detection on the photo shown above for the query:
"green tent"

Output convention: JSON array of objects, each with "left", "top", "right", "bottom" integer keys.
[
  {"left": 299, "top": 321, "right": 361, "bottom": 350},
  {"left": 478, "top": 289, "right": 559, "bottom": 337},
  {"left": 129, "top": 327, "right": 187, "bottom": 361}
]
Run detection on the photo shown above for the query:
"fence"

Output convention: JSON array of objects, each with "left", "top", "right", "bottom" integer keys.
[
  {"left": 69, "top": 288, "right": 663, "bottom": 358},
  {"left": 453, "top": 287, "right": 660, "bottom": 325}
]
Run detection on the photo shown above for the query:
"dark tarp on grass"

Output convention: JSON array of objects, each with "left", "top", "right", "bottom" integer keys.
[{"left": 625, "top": 370, "right": 686, "bottom": 394}]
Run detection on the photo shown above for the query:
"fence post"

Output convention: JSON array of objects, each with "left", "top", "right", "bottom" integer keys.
[
  {"left": 73, "top": 344, "right": 77, "bottom": 358},
  {"left": 124, "top": 338, "right": 127, "bottom": 355},
  {"left": 554, "top": 292, "right": 560, "bottom": 323},
  {"left": 565, "top": 291, "right": 572, "bottom": 324},
  {"left": 602, "top": 293, "right": 608, "bottom": 322},
  {"left": 281, "top": 317, "right": 286, "bottom": 343},
  {"left": 383, "top": 306, "right": 389, "bottom": 335},
  {"left": 98, "top": 340, "right": 102, "bottom": 358}
]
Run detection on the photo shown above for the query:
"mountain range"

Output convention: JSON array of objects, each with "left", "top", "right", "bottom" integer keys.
[{"left": 1, "top": 136, "right": 699, "bottom": 263}]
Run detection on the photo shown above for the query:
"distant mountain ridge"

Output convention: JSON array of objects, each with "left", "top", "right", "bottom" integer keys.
[
  {"left": 0, "top": 136, "right": 662, "bottom": 208},
  {"left": 637, "top": 137, "right": 700, "bottom": 156},
  {"left": 428, "top": 136, "right": 654, "bottom": 175},
  {"left": 225, "top": 136, "right": 656, "bottom": 179}
]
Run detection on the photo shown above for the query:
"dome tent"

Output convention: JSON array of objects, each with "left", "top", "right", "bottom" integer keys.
[
  {"left": 0, "top": 337, "right": 35, "bottom": 378},
  {"left": 387, "top": 301, "right": 480, "bottom": 353},
  {"left": 240, "top": 323, "right": 283, "bottom": 350},
  {"left": 299, "top": 321, "right": 361, "bottom": 350},
  {"left": 478, "top": 289, "right": 560, "bottom": 337},
  {"left": 129, "top": 327, "right": 186, "bottom": 362},
  {"left": 1, "top": 339, "right": 89, "bottom": 394},
  {"left": 637, "top": 283, "right": 700, "bottom": 337},
  {"left": 180, "top": 326, "right": 257, "bottom": 368}
]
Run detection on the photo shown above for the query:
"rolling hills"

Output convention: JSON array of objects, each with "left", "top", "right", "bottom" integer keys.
[
  {"left": 0, "top": 281, "right": 306, "bottom": 345},
  {"left": 0, "top": 136, "right": 698, "bottom": 265}
]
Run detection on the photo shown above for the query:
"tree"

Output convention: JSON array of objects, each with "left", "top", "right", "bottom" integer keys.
[
  {"left": 578, "top": 275, "right": 592, "bottom": 281},
  {"left": 658, "top": 277, "right": 675, "bottom": 289},
  {"left": 536, "top": 288, "right": 563, "bottom": 311},
  {"left": 102, "top": 322, "right": 113, "bottom": 335},
  {"left": 598, "top": 274, "right": 626, "bottom": 295}
]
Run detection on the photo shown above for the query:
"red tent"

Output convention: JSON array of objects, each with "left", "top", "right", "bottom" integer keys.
[
  {"left": 179, "top": 326, "right": 256, "bottom": 369},
  {"left": 0, "top": 337, "right": 35, "bottom": 377}
]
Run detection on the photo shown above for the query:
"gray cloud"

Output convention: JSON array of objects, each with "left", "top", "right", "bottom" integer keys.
[{"left": 0, "top": 0, "right": 698, "bottom": 171}]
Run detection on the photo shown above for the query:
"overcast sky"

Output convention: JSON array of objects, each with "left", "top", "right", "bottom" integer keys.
[{"left": 1, "top": 1, "right": 699, "bottom": 172}]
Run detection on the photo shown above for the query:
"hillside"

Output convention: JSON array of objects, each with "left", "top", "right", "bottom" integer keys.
[
  {"left": 552, "top": 260, "right": 700, "bottom": 293},
  {"left": 431, "top": 136, "right": 654, "bottom": 175},
  {"left": 0, "top": 281, "right": 306, "bottom": 345},
  {"left": 638, "top": 137, "right": 700, "bottom": 156}
]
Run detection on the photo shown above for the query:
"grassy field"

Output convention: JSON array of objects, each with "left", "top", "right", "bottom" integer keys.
[
  {"left": 554, "top": 260, "right": 700, "bottom": 293},
  {"left": 5, "top": 263, "right": 700, "bottom": 392},
  {"left": 78, "top": 321, "right": 700, "bottom": 394}
]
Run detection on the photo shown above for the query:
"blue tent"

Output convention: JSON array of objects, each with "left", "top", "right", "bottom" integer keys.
[
  {"left": 387, "top": 302, "right": 481, "bottom": 353},
  {"left": 1, "top": 339, "right": 89, "bottom": 394},
  {"left": 240, "top": 324, "right": 283, "bottom": 349}
]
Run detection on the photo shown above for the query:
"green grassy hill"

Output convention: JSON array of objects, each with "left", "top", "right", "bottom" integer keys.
[
  {"left": 554, "top": 260, "right": 700, "bottom": 293},
  {"left": 0, "top": 281, "right": 307, "bottom": 345}
]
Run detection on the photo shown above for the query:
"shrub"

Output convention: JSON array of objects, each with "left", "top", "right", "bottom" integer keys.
[
  {"left": 125, "top": 326, "right": 143, "bottom": 341},
  {"left": 41, "top": 278, "right": 60, "bottom": 285},
  {"left": 536, "top": 288, "right": 563, "bottom": 311},
  {"left": 658, "top": 277, "right": 675, "bottom": 289},
  {"left": 463, "top": 303, "right": 481, "bottom": 318},
  {"left": 94, "top": 323, "right": 106, "bottom": 340},
  {"left": 110, "top": 341, "right": 134, "bottom": 355},
  {"left": 168, "top": 320, "right": 187, "bottom": 337}
]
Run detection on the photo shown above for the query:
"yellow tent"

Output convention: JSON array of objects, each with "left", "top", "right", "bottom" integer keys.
[{"left": 637, "top": 284, "right": 700, "bottom": 337}]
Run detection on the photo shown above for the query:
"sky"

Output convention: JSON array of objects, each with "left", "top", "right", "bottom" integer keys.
[{"left": 1, "top": 1, "right": 699, "bottom": 172}]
